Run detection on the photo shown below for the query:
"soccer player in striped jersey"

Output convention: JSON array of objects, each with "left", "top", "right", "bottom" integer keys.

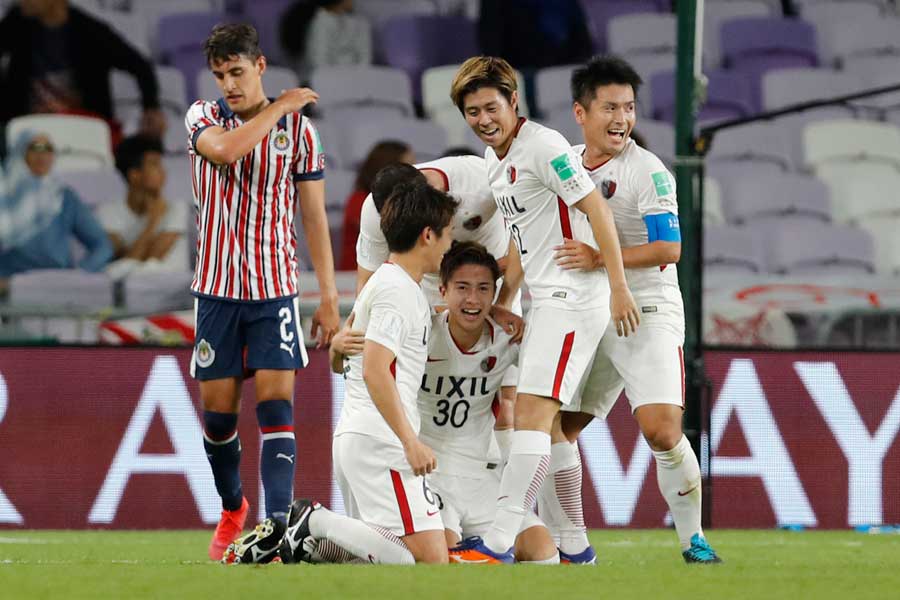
[
  {"left": 446, "top": 56, "right": 640, "bottom": 564},
  {"left": 277, "top": 181, "right": 457, "bottom": 565},
  {"left": 183, "top": 23, "right": 340, "bottom": 563},
  {"left": 542, "top": 56, "right": 720, "bottom": 564}
]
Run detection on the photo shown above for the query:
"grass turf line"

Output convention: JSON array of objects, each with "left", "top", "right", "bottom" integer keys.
[{"left": 2, "top": 529, "right": 899, "bottom": 599}]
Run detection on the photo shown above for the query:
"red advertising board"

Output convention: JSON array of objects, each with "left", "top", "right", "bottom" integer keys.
[{"left": 0, "top": 348, "right": 897, "bottom": 529}]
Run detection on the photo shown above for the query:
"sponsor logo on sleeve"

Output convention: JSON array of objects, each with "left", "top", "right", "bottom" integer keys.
[
  {"left": 651, "top": 171, "right": 674, "bottom": 197},
  {"left": 550, "top": 153, "right": 577, "bottom": 182}
]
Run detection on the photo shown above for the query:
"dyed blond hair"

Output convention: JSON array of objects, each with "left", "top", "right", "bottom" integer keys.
[{"left": 449, "top": 56, "right": 518, "bottom": 113}]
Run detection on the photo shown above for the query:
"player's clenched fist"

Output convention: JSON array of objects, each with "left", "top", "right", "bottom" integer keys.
[
  {"left": 610, "top": 284, "right": 640, "bottom": 337},
  {"left": 402, "top": 437, "right": 437, "bottom": 476},
  {"left": 275, "top": 87, "right": 319, "bottom": 115}
]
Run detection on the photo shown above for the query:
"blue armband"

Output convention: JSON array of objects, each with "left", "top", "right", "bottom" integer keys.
[{"left": 644, "top": 213, "right": 681, "bottom": 242}]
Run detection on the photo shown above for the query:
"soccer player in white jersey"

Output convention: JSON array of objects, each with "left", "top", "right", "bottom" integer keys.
[
  {"left": 543, "top": 56, "right": 720, "bottom": 564},
  {"left": 279, "top": 181, "right": 457, "bottom": 565},
  {"left": 184, "top": 23, "right": 340, "bottom": 563},
  {"left": 446, "top": 56, "right": 640, "bottom": 564}
]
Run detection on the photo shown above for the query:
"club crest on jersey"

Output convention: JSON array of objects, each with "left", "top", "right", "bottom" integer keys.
[
  {"left": 481, "top": 356, "right": 497, "bottom": 372},
  {"left": 601, "top": 179, "right": 617, "bottom": 199},
  {"left": 195, "top": 339, "right": 215, "bottom": 368},
  {"left": 272, "top": 131, "right": 292, "bottom": 154},
  {"left": 506, "top": 165, "right": 517, "bottom": 184},
  {"left": 463, "top": 215, "right": 483, "bottom": 230}
]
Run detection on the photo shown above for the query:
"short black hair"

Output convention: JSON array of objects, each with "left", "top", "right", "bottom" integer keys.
[
  {"left": 204, "top": 23, "right": 262, "bottom": 67},
  {"left": 371, "top": 163, "right": 425, "bottom": 212},
  {"left": 440, "top": 241, "right": 500, "bottom": 288},
  {"left": 114, "top": 135, "right": 163, "bottom": 179},
  {"left": 571, "top": 55, "right": 643, "bottom": 108},
  {"left": 380, "top": 181, "right": 457, "bottom": 253}
]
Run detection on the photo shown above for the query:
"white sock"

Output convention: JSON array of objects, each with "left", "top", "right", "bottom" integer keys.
[
  {"left": 495, "top": 428, "right": 513, "bottom": 463},
  {"left": 484, "top": 430, "right": 551, "bottom": 553},
  {"left": 309, "top": 507, "right": 415, "bottom": 564},
  {"left": 652, "top": 435, "right": 702, "bottom": 550},
  {"left": 307, "top": 538, "right": 368, "bottom": 564},
  {"left": 518, "top": 550, "right": 560, "bottom": 565},
  {"left": 538, "top": 441, "right": 589, "bottom": 555}
]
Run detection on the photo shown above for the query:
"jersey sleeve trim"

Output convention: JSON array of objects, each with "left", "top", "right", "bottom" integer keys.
[
  {"left": 191, "top": 125, "right": 212, "bottom": 154},
  {"left": 294, "top": 170, "right": 324, "bottom": 182}
]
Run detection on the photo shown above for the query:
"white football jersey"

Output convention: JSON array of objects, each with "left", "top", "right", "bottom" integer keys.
[
  {"left": 355, "top": 155, "right": 509, "bottom": 301},
  {"left": 335, "top": 262, "right": 431, "bottom": 447},
  {"left": 417, "top": 312, "right": 518, "bottom": 476},
  {"left": 574, "top": 139, "right": 684, "bottom": 311},
  {"left": 485, "top": 119, "right": 608, "bottom": 309}
]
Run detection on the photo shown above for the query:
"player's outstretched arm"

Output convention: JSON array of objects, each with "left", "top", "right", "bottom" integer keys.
[
  {"left": 574, "top": 189, "right": 640, "bottom": 336},
  {"left": 196, "top": 88, "right": 319, "bottom": 165},
  {"left": 363, "top": 340, "right": 437, "bottom": 476},
  {"left": 297, "top": 178, "right": 340, "bottom": 348}
]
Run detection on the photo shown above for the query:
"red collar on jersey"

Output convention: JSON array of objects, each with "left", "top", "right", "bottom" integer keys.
[{"left": 495, "top": 117, "right": 528, "bottom": 161}]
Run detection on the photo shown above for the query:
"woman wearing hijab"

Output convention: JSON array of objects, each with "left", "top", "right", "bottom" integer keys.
[{"left": 0, "top": 130, "right": 112, "bottom": 279}]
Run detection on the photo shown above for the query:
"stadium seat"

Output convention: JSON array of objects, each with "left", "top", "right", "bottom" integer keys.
[
  {"left": 311, "top": 65, "right": 414, "bottom": 121},
  {"left": 762, "top": 68, "right": 862, "bottom": 112},
  {"left": 136, "top": 0, "right": 219, "bottom": 54},
  {"left": 798, "top": 1, "right": 883, "bottom": 66},
  {"left": 112, "top": 66, "right": 188, "bottom": 154},
  {"left": 534, "top": 65, "right": 579, "bottom": 118},
  {"left": 324, "top": 168, "right": 356, "bottom": 211},
  {"left": 58, "top": 168, "right": 126, "bottom": 209},
  {"left": 338, "top": 116, "right": 448, "bottom": 170},
  {"left": 377, "top": 15, "right": 478, "bottom": 101},
  {"left": 761, "top": 221, "right": 875, "bottom": 276},
  {"left": 581, "top": 0, "right": 660, "bottom": 53},
  {"left": 539, "top": 112, "right": 580, "bottom": 147},
  {"left": 607, "top": 13, "right": 677, "bottom": 57},
  {"left": 816, "top": 165, "right": 900, "bottom": 224},
  {"left": 704, "top": 121, "right": 793, "bottom": 172},
  {"left": 829, "top": 16, "right": 900, "bottom": 66},
  {"left": 162, "top": 155, "right": 195, "bottom": 205},
  {"left": 802, "top": 120, "right": 900, "bottom": 170},
  {"left": 704, "top": 0, "right": 772, "bottom": 68},
  {"left": 703, "top": 177, "right": 726, "bottom": 226},
  {"left": 842, "top": 55, "right": 900, "bottom": 116},
  {"left": 6, "top": 114, "right": 113, "bottom": 172},
  {"left": 703, "top": 225, "right": 765, "bottom": 274},
  {"left": 650, "top": 69, "right": 755, "bottom": 124},
  {"left": 156, "top": 11, "right": 228, "bottom": 99},
  {"left": 627, "top": 53, "right": 676, "bottom": 118},
  {"left": 97, "top": 10, "right": 152, "bottom": 56},
  {"left": 355, "top": 0, "right": 437, "bottom": 28},
  {"left": 857, "top": 216, "right": 900, "bottom": 275},
  {"left": 123, "top": 269, "right": 194, "bottom": 313},
  {"left": 10, "top": 269, "right": 114, "bottom": 309},
  {"left": 246, "top": 0, "right": 294, "bottom": 66},
  {"left": 723, "top": 172, "right": 832, "bottom": 226},
  {"left": 633, "top": 119, "right": 674, "bottom": 166},
  {"left": 310, "top": 119, "right": 346, "bottom": 170}
]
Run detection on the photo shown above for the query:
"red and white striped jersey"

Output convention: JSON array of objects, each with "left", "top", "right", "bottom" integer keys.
[{"left": 184, "top": 98, "right": 325, "bottom": 301}]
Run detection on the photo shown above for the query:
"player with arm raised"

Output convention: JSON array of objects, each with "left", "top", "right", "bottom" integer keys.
[
  {"left": 280, "top": 181, "right": 457, "bottom": 565},
  {"left": 184, "top": 23, "right": 340, "bottom": 563},
  {"left": 446, "top": 56, "right": 640, "bottom": 564},
  {"left": 543, "top": 55, "right": 720, "bottom": 564}
]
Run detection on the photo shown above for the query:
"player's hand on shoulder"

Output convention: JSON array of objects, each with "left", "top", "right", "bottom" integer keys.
[
  {"left": 402, "top": 437, "right": 437, "bottom": 476},
  {"left": 490, "top": 304, "right": 524, "bottom": 343},
  {"left": 610, "top": 284, "right": 640, "bottom": 337},
  {"left": 554, "top": 238, "right": 601, "bottom": 271},
  {"left": 274, "top": 87, "right": 319, "bottom": 115},
  {"left": 331, "top": 312, "right": 364, "bottom": 355}
]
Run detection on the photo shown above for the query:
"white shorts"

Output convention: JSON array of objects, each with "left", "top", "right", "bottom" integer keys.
[
  {"left": 430, "top": 467, "right": 543, "bottom": 539},
  {"left": 516, "top": 305, "right": 610, "bottom": 406},
  {"left": 566, "top": 313, "right": 685, "bottom": 418},
  {"left": 332, "top": 432, "right": 444, "bottom": 537}
]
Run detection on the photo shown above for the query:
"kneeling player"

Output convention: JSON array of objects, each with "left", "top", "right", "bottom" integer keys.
[{"left": 279, "top": 181, "right": 457, "bottom": 565}]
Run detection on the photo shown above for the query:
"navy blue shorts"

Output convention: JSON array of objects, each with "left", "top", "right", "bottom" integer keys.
[{"left": 190, "top": 295, "right": 309, "bottom": 381}]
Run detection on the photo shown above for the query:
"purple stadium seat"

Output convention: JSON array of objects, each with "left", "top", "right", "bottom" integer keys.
[
  {"left": 156, "top": 12, "right": 230, "bottom": 100},
  {"left": 323, "top": 168, "right": 356, "bottom": 211},
  {"left": 534, "top": 65, "right": 579, "bottom": 118},
  {"left": 607, "top": 13, "right": 677, "bottom": 57},
  {"left": 650, "top": 69, "right": 755, "bottom": 125},
  {"left": 704, "top": 0, "right": 772, "bottom": 68},
  {"left": 59, "top": 168, "right": 126, "bottom": 209},
  {"left": 704, "top": 121, "right": 793, "bottom": 171},
  {"left": 244, "top": 0, "right": 294, "bottom": 66},
  {"left": 720, "top": 16, "right": 819, "bottom": 108},
  {"left": 633, "top": 119, "right": 674, "bottom": 166},
  {"left": 724, "top": 173, "right": 831, "bottom": 226},
  {"left": 377, "top": 15, "right": 477, "bottom": 101},
  {"left": 311, "top": 65, "right": 414, "bottom": 121},
  {"left": 333, "top": 115, "right": 448, "bottom": 170},
  {"left": 580, "top": 0, "right": 660, "bottom": 53},
  {"left": 704, "top": 225, "right": 765, "bottom": 275},
  {"left": 760, "top": 222, "right": 875, "bottom": 276}
]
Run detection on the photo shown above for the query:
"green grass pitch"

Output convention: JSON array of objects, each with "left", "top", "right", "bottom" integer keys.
[{"left": 2, "top": 529, "right": 899, "bottom": 599}]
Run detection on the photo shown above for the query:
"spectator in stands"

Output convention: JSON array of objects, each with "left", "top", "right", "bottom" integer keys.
[
  {"left": 0, "top": 130, "right": 112, "bottom": 280},
  {"left": 98, "top": 135, "right": 188, "bottom": 276},
  {"left": 0, "top": 0, "right": 165, "bottom": 142},
  {"left": 280, "top": 0, "right": 372, "bottom": 84},
  {"left": 338, "top": 140, "right": 413, "bottom": 270}
]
